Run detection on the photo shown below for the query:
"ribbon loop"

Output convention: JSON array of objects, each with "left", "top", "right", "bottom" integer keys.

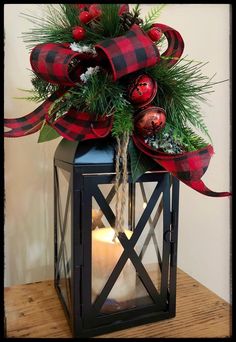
[
  {"left": 30, "top": 43, "right": 83, "bottom": 86},
  {"left": 152, "top": 23, "right": 184, "bottom": 67},
  {"left": 95, "top": 24, "right": 160, "bottom": 81}
]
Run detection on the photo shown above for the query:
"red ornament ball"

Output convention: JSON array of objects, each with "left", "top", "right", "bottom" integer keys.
[
  {"left": 72, "top": 26, "right": 86, "bottom": 41},
  {"left": 134, "top": 106, "right": 166, "bottom": 137},
  {"left": 147, "top": 27, "right": 163, "bottom": 42},
  {"left": 128, "top": 74, "right": 158, "bottom": 108},
  {"left": 79, "top": 10, "right": 92, "bottom": 24}
]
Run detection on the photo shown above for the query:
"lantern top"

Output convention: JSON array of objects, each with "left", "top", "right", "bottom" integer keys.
[{"left": 54, "top": 137, "right": 117, "bottom": 165}]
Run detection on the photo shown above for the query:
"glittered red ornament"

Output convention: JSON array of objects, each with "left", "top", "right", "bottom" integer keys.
[
  {"left": 79, "top": 10, "right": 92, "bottom": 24},
  {"left": 147, "top": 27, "right": 163, "bottom": 42},
  {"left": 134, "top": 106, "right": 166, "bottom": 137},
  {"left": 72, "top": 26, "right": 86, "bottom": 41},
  {"left": 128, "top": 74, "right": 158, "bottom": 108}
]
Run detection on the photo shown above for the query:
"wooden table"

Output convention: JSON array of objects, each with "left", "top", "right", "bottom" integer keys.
[{"left": 4, "top": 269, "right": 231, "bottom": 338}]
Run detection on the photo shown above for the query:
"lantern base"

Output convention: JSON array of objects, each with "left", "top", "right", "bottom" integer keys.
[
  {"left": 73, "top": 310, "right": 176, "bottom": 338},
  {"left": 100, "top": 298, "right": 136, "bottom": 313}
]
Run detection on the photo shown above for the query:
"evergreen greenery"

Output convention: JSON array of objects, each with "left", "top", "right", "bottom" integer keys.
[
  {"left": 15, "top": 73, "right": 59, "bottom": 103},
  {"left": 141, "top": 4, "right": 166, "bottom": 31},
  {"left": 93, "top": 4, "right": 123, "bottom": 38},
  {"left": 144, "top": 58, "right": 222, "bottom": 150},
  {"left": 21, "top": 5, "right": 79, "bottom": 48},
  {"left": 18, "top": 4, "right": 220, "bottom": 154},
  {"left": 21, "top": 4, "right": 127, "bottom": 48},
  {"left": 47, "top": 70, "right": 134, "bottom": 136}
]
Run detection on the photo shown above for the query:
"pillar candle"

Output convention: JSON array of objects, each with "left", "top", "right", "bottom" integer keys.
[{"left": 92, "top": 227, "right": 136, "bottom": 303}]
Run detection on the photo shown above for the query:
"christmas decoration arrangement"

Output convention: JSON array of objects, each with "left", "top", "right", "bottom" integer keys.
[{"left": 4, "top": 4, "right": 231, "bottom": 233}]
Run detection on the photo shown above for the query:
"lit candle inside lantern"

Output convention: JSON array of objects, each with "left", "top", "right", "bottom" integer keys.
[{"left": 92, "top": 227, "right": 136, "bottom": 306}]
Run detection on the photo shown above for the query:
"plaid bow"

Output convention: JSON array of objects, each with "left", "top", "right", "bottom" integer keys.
[
  {"left": 132, "top": 134, "right": 231, "bottom": 197},
  {"left": 95, "top": 24, "right": 160, "bottom": 81},
  {"left": 4, "top": 23, "right": 183, "bottom": 140},
  {"left": 4, "top": 23, "right": 230, "bottom": 196}
]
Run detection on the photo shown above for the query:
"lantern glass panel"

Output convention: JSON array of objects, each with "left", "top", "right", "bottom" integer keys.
[
  {"left": 90, "top": 179, "right": 166, "bottom": 316},
  {"left": 55, "top": 166, "right": 72, "bottom": 316},
  {"left": 135, "top": 183, "right": 163, "bottom": 294}
]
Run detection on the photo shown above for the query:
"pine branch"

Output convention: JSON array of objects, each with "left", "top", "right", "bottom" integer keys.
[
  {"left": 141, "top": 4, "right": 166, "bottom": 31},
  {"left": 132, "top": 4, "right": 141, "bottom": 18},
  {"left": 47, "top": 70, "right": 134, "bottom": 137},
  {"left": 14, "top": 73, "right": 59, "bottom": 103},
  {"left": 20, "top": 5, "right": 79, "bottom": 49},
  {"left": 13, "top": 89, "right": 44, "bottom": 103},
  {"left": 146, "top": 121, "right": 208, "bottom": 152},
  {"left": 145, "top": 58, "right": 222, "bottom": 144},
  {"left": 112, "top": 101, "right": 134, "bottom": 137},
  {"left": 88, "top": 4, "right": 122, "bottom": 39}
]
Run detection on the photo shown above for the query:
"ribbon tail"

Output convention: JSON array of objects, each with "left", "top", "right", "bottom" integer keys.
[
  {"left": 46, "top": 109, "right": 113, "bottom": 142},
  {"left": 4, "top": 89, "right": 67, "bottom": 138},
  {"left": 181, "top": 179, "right": 232, "bottom": 197},
  {"left": 132, "top": 135, "right": 231, "bottom": 197}
]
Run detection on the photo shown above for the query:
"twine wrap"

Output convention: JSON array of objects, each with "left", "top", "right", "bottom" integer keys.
[{"left": 113, "top": 132, "right": 130, "bottom": 240}]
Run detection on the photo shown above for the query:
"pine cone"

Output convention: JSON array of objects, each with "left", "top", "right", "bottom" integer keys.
[{"left": 120, "top": 11, "right": 143, "bottom": 31}]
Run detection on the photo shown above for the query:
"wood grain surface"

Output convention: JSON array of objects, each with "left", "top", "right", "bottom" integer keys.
[{"left": 4, "top": 269, "right": 231, "bottom": 338}]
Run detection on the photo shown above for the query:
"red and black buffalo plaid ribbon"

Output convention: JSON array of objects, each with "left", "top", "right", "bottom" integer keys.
[
  {"left": 4, "top": 23, "right": 183, "bottom": 140},
  {"left": 45, "top": 109, "right": 112, "bottom": 141},
  {"left": 4, "top": 89, "right": 66, "bottom": 138},
  {"left": 132, "top": 134, "right": 231, "bottom": 197},
  {"left": 152, "top": 23, "right": 184, "bottom": 67},
  {"left": 4, "top": 23, "right": 230, "bottom": 196},
  {"left": 4, "top": 43, "right": 112, "bottom": 140},
  {"left": 95, "top": 24, "right": 161, "bottom": 81},
  {"left": 30, "top": 43, "right": 81, "bottom": 86}
]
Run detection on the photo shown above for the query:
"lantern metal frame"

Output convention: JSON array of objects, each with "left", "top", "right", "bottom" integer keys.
[{"left": 54, "top": 138, "right": 180, "bottom": 338}]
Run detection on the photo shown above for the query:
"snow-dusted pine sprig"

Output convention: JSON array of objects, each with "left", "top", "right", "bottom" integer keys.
[
  {"left": 80, "top": 66, "right": 100, "bottom": 83},
  {"left": 70, "top": 42, "right": 97, "bottom": 55},
  {"left": 145, "top": 129, "right": 184, "bottom": 154}
]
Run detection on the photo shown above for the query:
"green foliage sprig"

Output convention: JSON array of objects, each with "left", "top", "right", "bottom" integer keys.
[
  {"left": 145, "top": 57, "right": 223, "bottom": 147},
  {"left": 18, "top": 4, "right": 222, "bottom": 154},
  {"left": 47, "top": 70, "right": 134, "bottom": 136},
  {"left": 15, "top": 73, "right": 59, "bottom": 103},
  {"left": 21, "top": 5, "right": 79, "bottom": 49},
  {"left": 21, "top": 4, "right": 125, "bottom": 48},
  {"left": 141, "top": 4, "right": 166, "bottom": 31}
]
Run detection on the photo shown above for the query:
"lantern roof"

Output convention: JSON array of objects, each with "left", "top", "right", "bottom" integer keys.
[{"left": 54, "top": 137, "right": 116, "bottom": 165}]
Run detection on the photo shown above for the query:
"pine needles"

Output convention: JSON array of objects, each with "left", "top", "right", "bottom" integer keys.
[
  {"left": 47, "top": 70, "right": 134, "bottom": 136},
  {"left": 21, "top": 5, "right": 79, "bottom": 49},
  {"left": 93, "top": 4, "right": 122, "bottom": 38},
  {"left": 15, "top": 73, "right": 59, "bottom": 103},
  {"left": 145, "top": 57, "right": 221, "bottom": 149},
  {"left": 17, "top": 4, "right": 222, "bottom": 152},
  {"left": 141, "top": 4, "right": 166, "bottom": 31}
]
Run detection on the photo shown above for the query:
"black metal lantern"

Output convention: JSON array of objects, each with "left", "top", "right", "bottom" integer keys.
[{"left": 54, "top": 137, "right": 180, "bottom": 338}]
